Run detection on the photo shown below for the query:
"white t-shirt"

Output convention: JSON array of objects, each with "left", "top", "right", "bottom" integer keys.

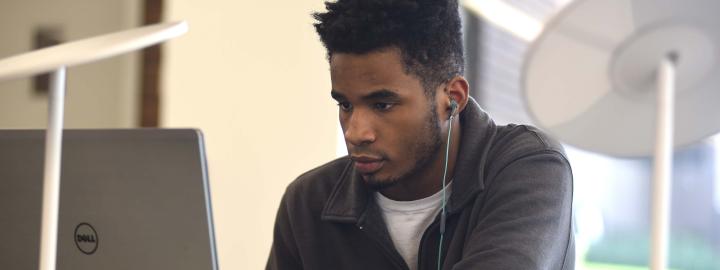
[{"left": 374, "top": 183, "right": 452, "bottom": 270}]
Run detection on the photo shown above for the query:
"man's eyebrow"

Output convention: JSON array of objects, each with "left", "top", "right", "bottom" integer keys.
[
  {"left": 362, "top": 89, "right": 399, "bottom": 101},
  {"left": 330, "top": 90, "right": 346, "bottom": 100}
]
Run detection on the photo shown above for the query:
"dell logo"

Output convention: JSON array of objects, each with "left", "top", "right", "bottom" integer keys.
[
  {"left": 74, "top": 223, "right": 99, "bottom": 255},
  {"left": 76, "top": 234, "right": 96, "bottom": 243}
]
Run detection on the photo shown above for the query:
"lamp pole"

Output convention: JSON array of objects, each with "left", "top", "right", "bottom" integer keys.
[
  {"left": 39, "top": 67, "right": 66, "bottom": 270},
  {"left": 650, "top": 53, "right": 677, "bottom": 270}
]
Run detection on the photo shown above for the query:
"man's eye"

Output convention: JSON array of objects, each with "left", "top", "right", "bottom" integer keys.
[
  {"left": 373, "top": 102, "right": 394, "bottom": 111},
  {"left": 337, "top": 102, "right": 352, "bottom": 111}
]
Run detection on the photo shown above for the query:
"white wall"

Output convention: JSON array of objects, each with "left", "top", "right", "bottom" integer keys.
[
  {"left": 0, "top": 0, "right": 141, "bottom": 128},
  {"left": 162, "top": 1, "right": 337, "bottom": 269}
]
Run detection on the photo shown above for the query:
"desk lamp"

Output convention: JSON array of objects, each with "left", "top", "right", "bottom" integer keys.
[
  {"left": 522, "top": 0, "right": 720, "bottom": 269},
  {"left": 0, "top": 21, "right": 188, "bottom": 270}
]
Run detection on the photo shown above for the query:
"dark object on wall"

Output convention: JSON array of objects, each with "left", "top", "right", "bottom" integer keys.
[
  {"left": 32, "top": 27, "right": 64, "bottom": 95},
  {"left": 140, "top": 0, "right": 163, "bottom": 127}
]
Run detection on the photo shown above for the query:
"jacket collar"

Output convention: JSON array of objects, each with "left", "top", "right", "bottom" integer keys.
[{"left": 321, "top": 97, "right": 497, "bottom": 223}]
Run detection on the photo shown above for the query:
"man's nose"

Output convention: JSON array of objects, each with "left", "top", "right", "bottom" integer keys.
[{"left": 344, "top": 110, "right": 376, "bottom": 146}]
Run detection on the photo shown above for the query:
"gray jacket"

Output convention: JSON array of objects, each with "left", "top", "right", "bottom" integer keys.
[{"left": 267, "top": 98, "right": 575, "bottom": 270}]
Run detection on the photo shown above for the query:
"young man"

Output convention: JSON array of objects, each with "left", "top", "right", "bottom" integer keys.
[{"left": 267, "top": 0, "right": 574, "bottom": 269}]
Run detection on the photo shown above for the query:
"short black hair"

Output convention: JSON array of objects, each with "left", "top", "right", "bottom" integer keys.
[{"left": 313, "top": 0, "right": 464, "bottom": 95}]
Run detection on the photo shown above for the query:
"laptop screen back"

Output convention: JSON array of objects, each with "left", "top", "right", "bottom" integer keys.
[{"left": 0, "top": 129, "right": 218, "bottom": 270}]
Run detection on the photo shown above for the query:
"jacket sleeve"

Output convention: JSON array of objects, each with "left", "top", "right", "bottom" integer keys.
[
  {"left": 266, "top": 192, "right": 303, "bottom": 270},
  {"left": 452, "top": 151, "right": 575, "bottom": 270}
]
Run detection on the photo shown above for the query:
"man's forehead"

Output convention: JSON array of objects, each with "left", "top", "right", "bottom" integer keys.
[
  {"left": 329, "top": 50, "right": 419, "bottom": 97},
  {"left": 330, "top": 51, "right": 403, "bottom": 78},
  {"left": 331, "top": 87, "right": 400, "bottom": 100},
  {"left": 330, "top": 77, "right": 405, "bottom": 100}
]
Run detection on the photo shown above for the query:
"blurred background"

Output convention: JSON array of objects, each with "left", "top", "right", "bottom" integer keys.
[{"left": 0, "top": 0, "right": 717, "bottom": 269}]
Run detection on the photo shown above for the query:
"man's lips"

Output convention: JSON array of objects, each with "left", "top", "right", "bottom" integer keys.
[{"left": 351, "top": 155, "right": 385, "bottom": 174}]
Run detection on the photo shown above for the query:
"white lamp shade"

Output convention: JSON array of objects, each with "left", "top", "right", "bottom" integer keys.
[
  {"left": 0, "top": 21, "right": 188, "bottom": 81},
  {"left": 522, "top": 0, "right": 720, "bottom": 157}
]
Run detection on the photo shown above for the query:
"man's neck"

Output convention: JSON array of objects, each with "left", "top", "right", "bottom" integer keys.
[{"left": 379, "top": 119, "right": 461, "bottom": 201}]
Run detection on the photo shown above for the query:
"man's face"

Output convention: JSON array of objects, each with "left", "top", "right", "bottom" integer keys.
[{"left": 330, "top": 48, "right": 443, "bottom": 190}]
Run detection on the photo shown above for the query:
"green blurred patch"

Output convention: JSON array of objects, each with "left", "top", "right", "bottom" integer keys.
[
  {"left": 584, "top": 230, "right": 720, "bottom": 270},
  {"left": 582, "top": 261, "right": 665, "bottom": 270}
]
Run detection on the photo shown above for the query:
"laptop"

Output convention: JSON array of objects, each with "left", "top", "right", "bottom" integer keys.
[{"left": 0, "top": 129, "right": 218, "bottom": 270}]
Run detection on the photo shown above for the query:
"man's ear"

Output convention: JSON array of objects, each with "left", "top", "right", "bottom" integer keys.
[{"left": 444, "top": 75, "right": 469, "bottom": 115}]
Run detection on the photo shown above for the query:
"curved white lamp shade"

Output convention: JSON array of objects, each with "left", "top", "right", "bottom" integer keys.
[
  {"left": 0, "top": 21, "right": 187, "bottom": 81},
  {"left": 522, "top": 0, "right": 720, "bottom": 157}
]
